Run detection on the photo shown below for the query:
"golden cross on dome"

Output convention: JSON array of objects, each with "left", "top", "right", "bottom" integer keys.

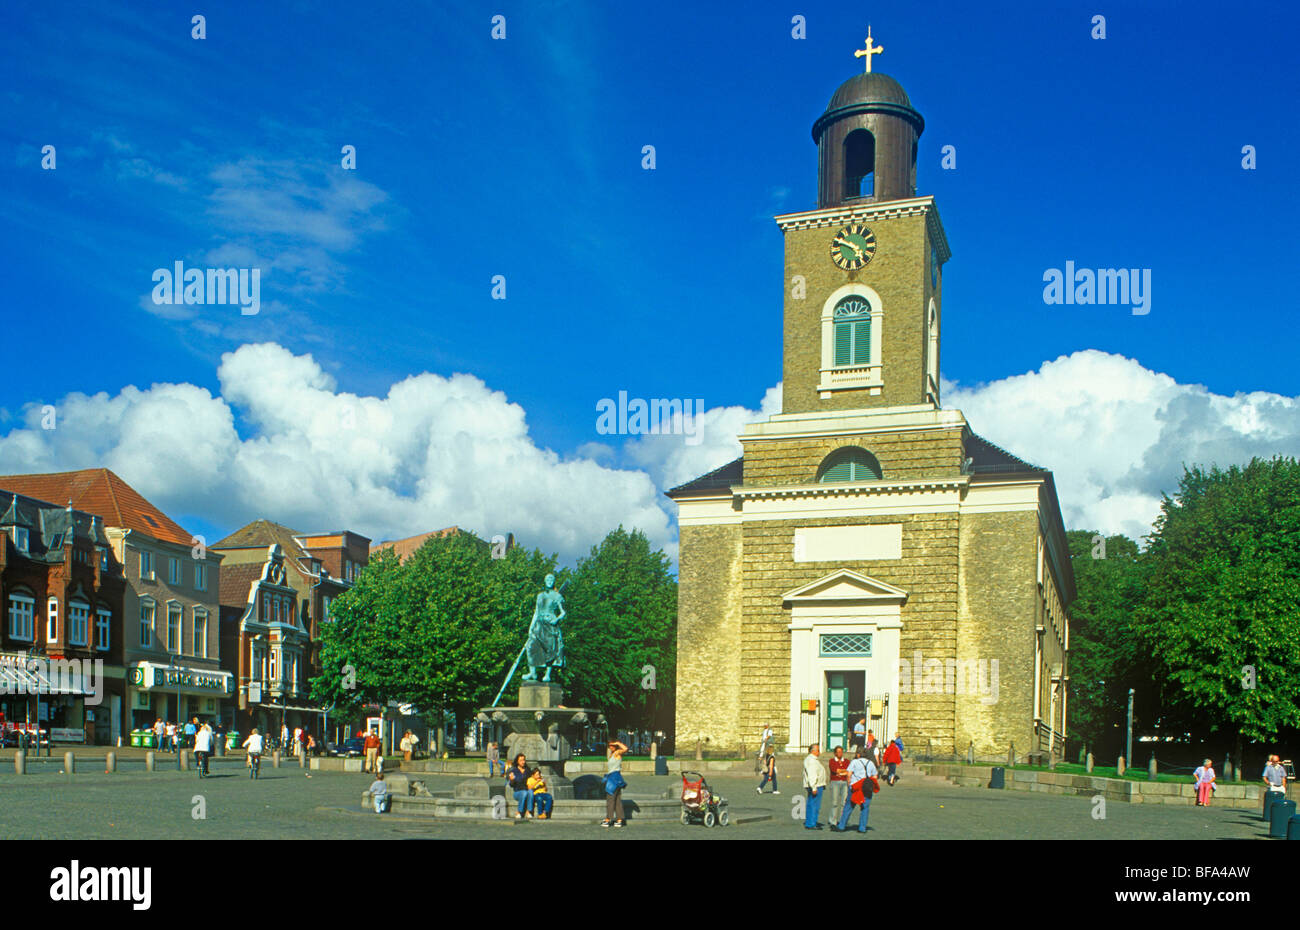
[{"left": 854, "top": 27, "right": 883, "bottom": 73}]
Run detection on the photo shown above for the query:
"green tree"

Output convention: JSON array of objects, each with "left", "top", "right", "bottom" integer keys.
[
  {"left": 1065, "top": 530, "right": 1148, "bottom": 758},
  {"left": 1133, "top": 457, "right": 1300, "bottom": 761},
  {"left": 562, "top": 526, "right": 677, "bottom": 735},
  {"left": 311, "top": 533, "right": 554, "bottom": 742}
]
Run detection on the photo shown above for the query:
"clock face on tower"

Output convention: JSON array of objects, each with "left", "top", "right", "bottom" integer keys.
[{"left": 830, "top": 225, "right": 876, "bottom": 271}]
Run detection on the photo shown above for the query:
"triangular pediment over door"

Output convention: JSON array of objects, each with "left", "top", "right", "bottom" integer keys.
[{"left": 781, "top": 569, "right": 908, "bottom": 607}]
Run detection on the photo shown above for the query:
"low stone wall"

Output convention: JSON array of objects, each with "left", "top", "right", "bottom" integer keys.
[
  {"left": 918, "top": 762, "right": 1295, "bottom": 808},
  {"left": 361, "top": 791, "right": 683, "bottom": 822}
]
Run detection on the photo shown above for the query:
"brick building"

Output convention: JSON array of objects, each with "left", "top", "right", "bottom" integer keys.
[
  {"left": 0, "top": 490, "right": 126, "bottom": 744},
  {"left": 0, "top": 469, "right": 229, "bottom": 737},
  {"left": 214, "top": 522, "right": 370, "bottom": 740},
  {"left": 668, "top": 56, "right": 1073, "bottom": 759}
]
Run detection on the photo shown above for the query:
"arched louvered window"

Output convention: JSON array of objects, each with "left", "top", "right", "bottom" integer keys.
[
  {"left": 817, "top": 447, "right": 883, "bottom": 483},
  {"left": 833, "top": 295, "right": 872, "bottom": 366}
]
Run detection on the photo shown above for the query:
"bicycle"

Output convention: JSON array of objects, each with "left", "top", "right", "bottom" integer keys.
[{"left": 248, "top": 752, "right": 261, "bottom": 779}]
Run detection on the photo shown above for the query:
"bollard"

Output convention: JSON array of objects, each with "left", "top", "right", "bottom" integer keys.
[
  {"left": 1117, "top": 756, "right": 1126, "bottom": 777},
  {"left": 1007, "top": 744, "right": 1015, "bottom": 767},
  {"left": 180, "top": 749, "right": 190, "bottom": 771},
  {"left": 1264, "top": 789, "right": 1282, "bottom": 822},
  {"left": 146, "top": 751, "right": 156, "bottom": 772},
  {"left": 1269, "top": 799, "right": 1296, "bottom": 838},
  {"left": 1078, "top": 747, "right": 1086, "bottom": 765},
  {"left": 1223, "top": 758, "right": 1234, "bottom": 781},
  {"left": 1148, "top": 755, "right": 1158, "bottom": 781},
  {"left": 215, "top": 738, "right": 225, "bottom": 757},
  {"left": 649, "top": 740, "right": 658, "bottom": 760},
  {"left": 14, "top": 750, "right": 24, "bottom": 775},
  {"left": 105, "top": 752, "right": 116, "bottom": 773},
  {"left": 299, "top": 750, "right": 306, "bottom": 768},
  {"left": 273, "top": 750, "right": 281, "bottom": 768},
  {"left": 967, "top": 741, "right": 974, "bottom": 765},
  {"left": 63, "top": 751, "right": 75, "bottom": 775},
  {"left": 1048, "top": 752, "right": 1056, "bottom": 771},
  {"left": 1086, "top": 752, "right": 1094, "bottom": 773},
  {"left": 694, "top": 740, "right": 702, "bottom": 761}
]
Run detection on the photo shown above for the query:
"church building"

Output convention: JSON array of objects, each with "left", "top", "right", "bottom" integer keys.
[{"left": 668, "top": 39, "right": 1073, "bottom": 759}]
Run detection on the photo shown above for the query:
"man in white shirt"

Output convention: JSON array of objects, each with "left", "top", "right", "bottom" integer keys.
[
  {"left": 832, "top": 749, "right": 878, "bottom": 834},
  {"left": 193, "top": 723, "right": 214, "bottom": 777},
  {"left": 758, "top": 724, "right": 773, "bottom": 757},
  {"left": 801, "top": 743, "right": 827, "bottom": 830}
]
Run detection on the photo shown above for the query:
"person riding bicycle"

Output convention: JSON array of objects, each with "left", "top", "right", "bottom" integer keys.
[{"left": 242, "top": 728, "right": 264, "bottom": 779}]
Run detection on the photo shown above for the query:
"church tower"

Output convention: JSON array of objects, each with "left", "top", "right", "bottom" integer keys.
[
  {"left": 669, "top": 35, "right": 1073, "bottom": 766},
  {"left": 781, "top": 40, "right": 948, "bottom": 413}
]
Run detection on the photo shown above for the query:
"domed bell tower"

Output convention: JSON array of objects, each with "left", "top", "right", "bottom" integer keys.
[{"left": 778, "top": 30, "right": 949, "bottom": 415}]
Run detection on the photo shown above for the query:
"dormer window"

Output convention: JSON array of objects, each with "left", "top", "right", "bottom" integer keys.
[{"left": 11, "top": 527, "right": 28, "bottom": 553}]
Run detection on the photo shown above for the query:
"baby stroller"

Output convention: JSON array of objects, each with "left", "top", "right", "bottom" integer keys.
[{"left": 680, "top": 771, "right": 729, "bottom": 827}]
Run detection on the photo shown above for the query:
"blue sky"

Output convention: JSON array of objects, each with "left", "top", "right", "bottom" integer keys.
[{"left": 1, "top": 0, "right": 1297, "bottom": 560}]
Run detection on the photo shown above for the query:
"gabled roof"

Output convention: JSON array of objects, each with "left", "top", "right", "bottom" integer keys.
[
  {"left": 782, "top": 569, "right": 909, "bottom": 605},
  {"left": 0, "top": 489, "right": 107, "bottom": 564},
  {"left": 0, "top": 468, "right": 192, "bottom": 546},
  {"left": 213, "top": 519, "right": 304, "bottom": 554},
  {"left": 666, "top": 457, "right": 744, "bottom": 499}
]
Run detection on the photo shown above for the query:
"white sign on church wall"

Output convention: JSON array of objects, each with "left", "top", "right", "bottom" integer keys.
[{"left": 793, "top": 524, "right": 902, "bottom": 562}]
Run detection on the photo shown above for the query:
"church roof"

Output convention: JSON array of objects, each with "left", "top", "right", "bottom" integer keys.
[
  {"left": 826, "top": 71, "right": 913, "bottom": 110},
  {"left": 665, "top": 457, "right": 743, "bottom": 498},
  {"left": 963, "top": 434, "right": 1046, "bottom": 474}
]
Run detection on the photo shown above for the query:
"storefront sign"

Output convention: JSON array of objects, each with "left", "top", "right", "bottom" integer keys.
[{"left": 50, "top": 728, "right": 85, "bottom": 742}]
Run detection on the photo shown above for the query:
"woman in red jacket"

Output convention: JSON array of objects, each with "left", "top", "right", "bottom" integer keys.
[{"left": 882, "top": 738, "right": 903, "bottom": 786}]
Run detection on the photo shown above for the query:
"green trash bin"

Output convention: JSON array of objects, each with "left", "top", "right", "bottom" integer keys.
[
  {"left": 1288, "top": 814, "right": 1300, "bottom": 841},
  {"left": 142, "top": 732, "right": 156, "bottom": 749},
  {"left": 990, "top": 766, "right": 1006, "bottom": 789},
  {"left": 1269, "top": 799, "right": 1296, "bottom": 838},
  {"left": 227, "top": 732, "right": 240, "bottom": 751},
  {"left": 130, "top": 730, "right": 142, "bottom": 747}
]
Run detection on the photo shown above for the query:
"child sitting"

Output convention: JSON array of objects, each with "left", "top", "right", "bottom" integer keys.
[{"left": 527, "top": 767, "right": 554, "bottom": 819}]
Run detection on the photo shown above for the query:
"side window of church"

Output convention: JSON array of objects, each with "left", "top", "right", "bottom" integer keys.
[{"left": 833, "top": 296, "right": 871, "bottom": 366}]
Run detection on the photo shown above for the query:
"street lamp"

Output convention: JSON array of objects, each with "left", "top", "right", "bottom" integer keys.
[{"left": 168, "top": 651, "right": 183, "bottom": 771}]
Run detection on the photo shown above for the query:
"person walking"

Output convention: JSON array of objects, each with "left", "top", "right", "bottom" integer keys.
[
  {"left": 507, "top": 753, "right": 533, "bottom": 820},
  {"left": 194, "top": 722, "right": 213, "bottom": 777},
  {"left": 756, "top": 747, "right": 779, "bottom": 794},
  {"left": 280, "top": 723, "right": 290, "bottom": 754},
  {"left": 166, "top": 721, "right": 177, "bottom": 754},
  {"left": 851, "top": 718, "right": 866, "bottom": 754},
  {"left": 363, "top": 728, "right": 381, "bottom": 774},
  {"left": 1192, "top": 758, "right": 1216, "bottom": 807},
  {"left": 185, "top": 717, "right": 198, "bottom": 750},
  {"left": 832, "top": 748, "right": 879, "bottom": 834},
  {"left": 152, "top": 718, "right": 164, "bottom": 752},
  {"left": 1263, "top": 754, "right": 1288, "bottom": 813},
  {"left": 826, "top": 745, "right": 850, "bottom": 823},
  {"left": 865, "top": 729, "right": 878, "bottom": 766},
  {"left": 602, "top": 739, "right": 628, "bottom": 828},
  {"left": 802, "top": 743, "right": 827, "bottom": 831},
  {"left": 882, "top": 737, "right": 902, "bottom": 786},
  {"left": 758, "top": 723, "right": 774, "bottom": 759},
  {"left": 400, "top": 730, "right": 414, "bottom": 762}
]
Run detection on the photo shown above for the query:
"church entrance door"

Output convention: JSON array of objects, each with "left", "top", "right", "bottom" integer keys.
[{"left": 825, "top": 670, "right": 865, "bottom": 753}]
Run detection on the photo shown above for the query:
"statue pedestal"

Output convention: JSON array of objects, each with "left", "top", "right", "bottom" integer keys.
[{"left": 518, "top": 682, "right": 564, "bottom": 708}]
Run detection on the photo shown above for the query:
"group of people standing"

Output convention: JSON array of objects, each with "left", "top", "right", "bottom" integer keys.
[{"left": 800, "top": 733, "right": 906, "bottom": 834}]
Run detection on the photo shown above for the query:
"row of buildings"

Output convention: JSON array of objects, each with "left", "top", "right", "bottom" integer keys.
[{"left": 0, "top": 467, "right": 467, "bottom": 745}]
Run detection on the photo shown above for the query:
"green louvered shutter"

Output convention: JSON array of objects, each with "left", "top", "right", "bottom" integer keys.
[
  {"left": 821, "top": 460, "right": 852, "bottom": 481},
  {"left": 834, "top": 322, "right": 851, "bottom": 366},
  {"left": 853, "top": 318, "right": 871, "bottom": 364}
]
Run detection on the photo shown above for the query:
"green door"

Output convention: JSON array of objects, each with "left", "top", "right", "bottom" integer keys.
[{"left": 826, "top": 672, "right": 848, "bottom": 753}]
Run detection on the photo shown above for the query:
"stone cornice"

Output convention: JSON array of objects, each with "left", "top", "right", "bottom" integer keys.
[
  {"left": 731, "top": 475, "right": 969, "bottom": 502},
  {"left": 774, "top": 196, "right": 951, "bottom": 264}
]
